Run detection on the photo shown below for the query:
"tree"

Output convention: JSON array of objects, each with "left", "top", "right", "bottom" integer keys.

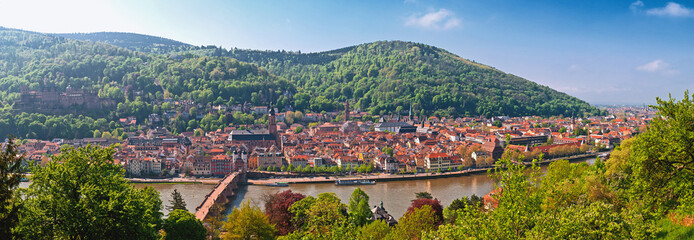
[
  {"left": 382, "top": 147, "right": 394, "bottom": 157},
  {"left": 407, "top": 198, "right": 443, "bottom": 226},
  {"left": 162, "top": 209, "right": 206, "bottom": 240},
  {"left": 289, "top": 195, "right": 316, "bottom": 231},
  {"left": 305, "top": 193, "right": 348, "bottom": 236},
  {"left": 194, "top": 128, "right": 204, "bottom": 137},
  {"left": 167, "top": 189, "right": 187, "bottom": 212},
  {"left": 348, "top": 188, "right": 372, "bottom": 226},
  {"left": 294, "top": 126, "right": 303, "bottom": 134},
  {"left": 574, "top": 127, "right": 588, "bottom": 136},
  {"left": 223, "top": 200, "right": 275, "bottom": 240},
  {"left": 415, "top": 192, "right": 432, "bottom": 200},
  {"left": 608, "top": 91, "right": 694, "bottom": 218},
  {"left": 388, "top": 205, "right": 438, "bottom": 239},
  {"left": 15, "top": 145, "right": 163, "bottom": 240},
  {"left": 444, "top": 195, "right": 483, "bottom": 224},
  {"left": 263, "top": 190, "right": 305, "bottom": 236},
  {"left": 358, "top": 220, "right": 391, "bottom": 240},
  {"left": 492, "top": 120, "right": 503, "bottom": 128},
  {"left": 0, "top": 137, "right": 23, "bottom": 238}
]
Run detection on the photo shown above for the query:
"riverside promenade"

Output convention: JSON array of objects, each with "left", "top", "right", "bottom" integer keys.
[
  {"left": 195, "top": 172, "right": 245, "bottom": 221},
  {"left": 127, "top": 177, "right": 221, "bottom": 184},
  {"left": 248, "top": 152, "right": 601, "bottom": 185}
]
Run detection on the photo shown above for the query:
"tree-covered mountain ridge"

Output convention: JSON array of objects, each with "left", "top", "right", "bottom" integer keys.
[
  {"left": 58, "top": 31, "right": 602, "bottom": 117},
  {"left": 0, "top": 27, "right": 290, "bottom": 139},
  {"left": 54, "top": 32, "right": 193, "bottom": 54}
]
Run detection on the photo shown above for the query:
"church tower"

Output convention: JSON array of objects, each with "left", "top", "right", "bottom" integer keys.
[
  {"left": 268, "top": 106, "right": 280, "bottom": 149},
  {"left": 268, "top": 106, "right": 277, "bottom": 136}
]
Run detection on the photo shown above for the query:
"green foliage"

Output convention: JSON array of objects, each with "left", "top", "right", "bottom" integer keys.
[
  {"left": 443, "top": 195, "right": 483, "bottom": 224},
  {"left": 162, "top": 209, "right": 206, "bottom": 240},
  {"left": 1, "top": 29, "right": 604, "bottom": 139},
  {"left": 415, "top": 192, "right": 433, "bottom": 200},
  {"left": 526, "top": 201, "right": 630, "bottom": 239},
  {"left": 218, "top": 41, "right": 602, "bottom": 118},
  {"left": 559, "top": 126, "right": 567, "bottom": 133},
  {"left": 654, "top": 217, "right": 694, "bottom": 240},
  {"left": 574, "top": 127, "right": 588, "bottom": 136},
  {"left": 305, "top": 193, "right": 348, "bottom": 236},
  {"left": 0, "top": 137, "right": 23, "bottom": 238},
  {"left": 431, "top": 155, "right": 660, "bottom": 239},
  {"left": 625, "top": 92, "right": 694, "bottom": 217},
  {"left": 15, "top": 145, "right": 163, "bottom": 239},
  {"left": 0, "top": 111, "right": 116, "bottom": 140},
  {"left": 166, "top": 189, "right": 187, "bottom": 212},
  {"left": 223, "top": 200, "right": 275, "bottom": 240},
  {"left": 288, "top": 195, "right": 316, "bottom": 232},
  {"left": 348, "top": 188, "right": 372, "bottom": 227},
  {"left": 0, "top": 28, "right": 290, "bottom": 139},
  {"left": 388, "top": 205, "right": 438, "bottom": 240},
  {"left": 382, "top": 147, "right": 394, "bottom": 157},
  {"left": 56, "top": 32, "right": 195, "bottom": 54},
  {"left": 358, "top": 220, "right": 391, "bottom": 240}
]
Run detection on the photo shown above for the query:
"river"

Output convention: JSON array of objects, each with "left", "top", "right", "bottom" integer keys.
[
  {"left": 226, "top": 156, "right": 598, "bottom": 219},
  {"left": 228, "top": 171, "right": 495, "bottom": 219},
  {"left": 18, "top": 156, "right": 597, "bottom": 219}
]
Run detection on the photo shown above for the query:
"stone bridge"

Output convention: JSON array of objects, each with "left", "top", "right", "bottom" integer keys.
[{"left": 195, "top": 171, "right": 246, "bottom": 221}]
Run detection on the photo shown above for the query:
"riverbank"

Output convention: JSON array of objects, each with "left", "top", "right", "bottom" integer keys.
[
  {"left": 126, "top": 177, "right": 221, "bottom": 184},
  {"left": 247, "top": 152, "right": 601, "bottom": 185}
]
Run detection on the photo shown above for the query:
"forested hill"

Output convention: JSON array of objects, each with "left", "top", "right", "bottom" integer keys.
[
  {"left": 218, "top": 41, "right": 603, "bottom": 117},
  {"left": 61, "top": 30, "right": 601, "bottom": 117},
  {"left": 0, "top": 28, "right": 291, "bottom": 139},
  {"left": 54, "top": 32, "right": 195, "bottom": 54}
]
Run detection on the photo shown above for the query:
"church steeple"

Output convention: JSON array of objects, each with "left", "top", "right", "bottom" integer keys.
[{"left": 268, "top": 105, "right": 277, "bottom": 136}]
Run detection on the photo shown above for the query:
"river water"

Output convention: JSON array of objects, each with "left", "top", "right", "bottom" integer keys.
[
  {"left": 229, "top": 171, "right": 495, "bottom": 219},
  {"left": 227, "top": 156, "right": 597, "bottom": 219},
  {"left": 18, "top": 157, "right": 597, "bottom": 219}
]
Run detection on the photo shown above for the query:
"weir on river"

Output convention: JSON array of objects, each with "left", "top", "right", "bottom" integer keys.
[{"left": 195, "top": 171, "right": 246, "bottom": 221}]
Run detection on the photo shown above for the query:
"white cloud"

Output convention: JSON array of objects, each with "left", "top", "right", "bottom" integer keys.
[
  {"left": 637, "top": 59, "right": 666, "bottom": 72},
  {"left": 630, "top": 1, "right": 644, "bottom": 12},
  {"left": 405, "top": 9, "right": 462, "bottom": 30},
  {"left": 636, "top": 59, "right": 680, "bottom": 76},
  {"left": 646, "top": 2, "right": 694, "bottom": 17}
]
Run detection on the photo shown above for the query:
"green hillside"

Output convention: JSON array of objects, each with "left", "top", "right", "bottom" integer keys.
[
  {"left": 0, "top": 28, "right": 290, "bottom": 139},
  {"left": 224, "top": 41, "right": 603, "bottom": 117},
  {"left": 0, "top": 28, "right": 605, "bottom": 139},
  {"left": 54, "top": 32, "right": 196, "bottom": 54},
  {"left": 56, "top": 31, "right": 602, "bottom": 118}
]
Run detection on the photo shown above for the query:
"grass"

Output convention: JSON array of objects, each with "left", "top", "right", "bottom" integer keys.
[{"left": 655, "top": 217, "right": 694, "bottom": 240}]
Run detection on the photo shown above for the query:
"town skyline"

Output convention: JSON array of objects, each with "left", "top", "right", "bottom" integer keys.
[{"left": 1, "top": 0, "right": 692, "bottom": 105}]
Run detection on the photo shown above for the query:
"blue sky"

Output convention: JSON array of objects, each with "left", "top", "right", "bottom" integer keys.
[{"left": 1, "top": 0, "right": 692, "bottom": 105}]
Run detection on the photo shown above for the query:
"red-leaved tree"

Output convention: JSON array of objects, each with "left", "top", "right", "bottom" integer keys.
[
  {"left": 406, "top": 198, "right": 444, "bottom": 226},
  {"left": 263, "top": 190, "right": 306, "bottom": 235}
]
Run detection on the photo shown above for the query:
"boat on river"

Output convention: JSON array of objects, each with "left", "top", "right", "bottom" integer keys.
[
  {"left": 265, "top": 182, "right": 289, "bottom": 187},
  {"left": 335, "top": 179, "right": 376, "bottom": 185}
]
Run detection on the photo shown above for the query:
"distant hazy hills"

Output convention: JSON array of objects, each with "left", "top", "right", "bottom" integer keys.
[
  {"left": 54, "top": 32, "right": 194, "bottom": 54},
  {"left": 2, "top": 27, "right": 602, "bottom": 117}
]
